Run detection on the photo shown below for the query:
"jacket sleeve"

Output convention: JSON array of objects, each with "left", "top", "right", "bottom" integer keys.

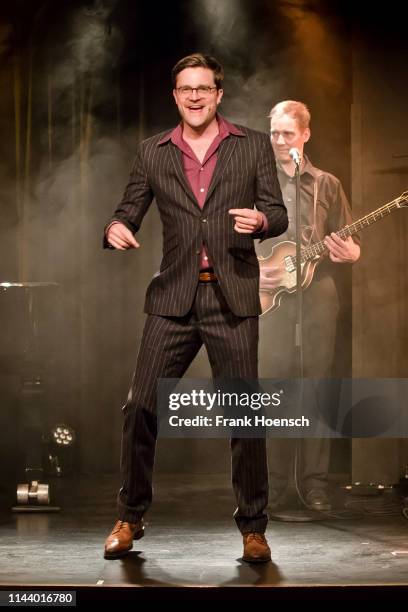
[
  {"left": 103, "top": 143, "right": 154, "bottom": 249},
  {"left": 253, "top": 134, "right": 288, "bottom": 242}
]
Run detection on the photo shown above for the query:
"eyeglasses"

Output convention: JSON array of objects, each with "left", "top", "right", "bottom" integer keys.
[{"left": 176, "top": 86, "right": 218, "bottom": 97}]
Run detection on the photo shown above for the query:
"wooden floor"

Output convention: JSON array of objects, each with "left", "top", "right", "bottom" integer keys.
[{"left": 0, "top": 473, "right": 408, "bottom": 601}]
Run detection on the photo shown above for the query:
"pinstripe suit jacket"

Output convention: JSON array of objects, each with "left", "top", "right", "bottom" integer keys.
[{"left": 104, "top": 121, "right": 288, "bottom": 317}]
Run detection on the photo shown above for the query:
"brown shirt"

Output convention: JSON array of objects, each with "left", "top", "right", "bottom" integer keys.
[{"left": 275, "top": 155, "right": 358, "bottom": 245}]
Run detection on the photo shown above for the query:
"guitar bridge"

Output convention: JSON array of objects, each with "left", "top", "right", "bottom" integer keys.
[{"left": 284, "top": 255, "right": 295, "bottom": 273}]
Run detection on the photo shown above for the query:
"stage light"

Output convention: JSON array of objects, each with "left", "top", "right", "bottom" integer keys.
[
  {"left": 46, "top": 424, "right": 76, "bottom": 478},
  {"left": 13, "top": 422, "right": 77, "bottom": 511},
  {"left": 52, "top": 424, "right": 76, "bottom": 448}
]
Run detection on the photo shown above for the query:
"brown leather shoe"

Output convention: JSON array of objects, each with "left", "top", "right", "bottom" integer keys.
[
  {"left": 242, "top": 532, "right": 271, "bottom": 563},
  {"left": 104, "top": 519, "right": 144, "bottom": 559}
]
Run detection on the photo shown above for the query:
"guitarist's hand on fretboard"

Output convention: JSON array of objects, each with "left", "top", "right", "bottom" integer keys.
[{"left": 324, "top": 233, "right": 361, "bottom": 264}]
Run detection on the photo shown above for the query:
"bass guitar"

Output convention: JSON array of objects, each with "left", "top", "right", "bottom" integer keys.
[{"left": 258, "top": 191, "right": 408, "bottom": 315}]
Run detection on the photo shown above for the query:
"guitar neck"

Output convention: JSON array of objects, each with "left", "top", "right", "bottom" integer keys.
[{"left": 300, "top": 195, "right": 406, "bottom": 263}]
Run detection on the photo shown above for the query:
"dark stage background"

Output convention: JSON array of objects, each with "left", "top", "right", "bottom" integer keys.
[{"left": 0, "top": 1, "right": 407, "bottom": 485}]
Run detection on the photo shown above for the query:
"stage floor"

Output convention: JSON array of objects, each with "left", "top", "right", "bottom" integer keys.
[{"left": 0, "top": 473, "right": 408, "bottom": 595}]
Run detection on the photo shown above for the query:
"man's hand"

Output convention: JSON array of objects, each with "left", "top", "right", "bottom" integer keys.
[
  {"left": 229, "top": 208, "right": 264, "bottom": 234},
  {"left": 324, "top": 233, "right": 360, "bottom": 263},
  {"left": 260, "top": 267, "right": 284, "bottom": 291},
  {"left": 106, "top": 222, "right": 140, "bottom": 250}
]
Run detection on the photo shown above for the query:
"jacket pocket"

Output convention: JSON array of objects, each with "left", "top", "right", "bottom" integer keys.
[
  {"left": 232, "top": 232, "right": 254, "bottom": 250},
  {"left": 229, "top": 233, "right": 258, "bottom": 267}
]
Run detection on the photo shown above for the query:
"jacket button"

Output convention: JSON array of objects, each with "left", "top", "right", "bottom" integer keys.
[
  {"left": 201, "top": 218, "right": 207, "bottom": 223},
  {"left": 196, "top": 249, "right": 200, "bottom": 254}
]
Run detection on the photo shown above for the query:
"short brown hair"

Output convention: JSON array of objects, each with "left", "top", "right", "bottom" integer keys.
[
  {"left": 268, "top": 100, "right": 311, "bottom": 130},
  {"left": 172, "top": 53, "right": 224, "bottom": 89}
]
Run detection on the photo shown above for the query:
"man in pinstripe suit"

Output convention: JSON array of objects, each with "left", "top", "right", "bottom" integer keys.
[{"left": 103, "top": 54, "right": 287, "bottom": 563}]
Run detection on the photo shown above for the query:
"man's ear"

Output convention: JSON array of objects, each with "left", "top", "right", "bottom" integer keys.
[{"left": 303, "top": 127, "right": 311, "bottom": 144}]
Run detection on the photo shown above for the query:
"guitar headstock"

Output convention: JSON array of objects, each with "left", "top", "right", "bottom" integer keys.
[{"left": 398, "top": 191, "right": 408, "bottom": 207}]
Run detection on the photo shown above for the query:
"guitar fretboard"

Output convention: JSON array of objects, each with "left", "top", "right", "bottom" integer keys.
[{"left": 293, "top": 193, "right": 408, "bottom": 264}]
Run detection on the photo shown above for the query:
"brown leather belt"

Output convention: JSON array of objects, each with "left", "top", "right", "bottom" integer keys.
[{"left": 198, "top": 270, "right": 217, "bottom": 282}]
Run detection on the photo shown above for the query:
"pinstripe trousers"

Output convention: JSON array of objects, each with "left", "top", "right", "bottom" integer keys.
[{"left": 117, "top": 281, "right": 269, "bottom": 534}]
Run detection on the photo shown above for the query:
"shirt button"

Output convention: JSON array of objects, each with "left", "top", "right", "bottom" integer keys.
[
  {"left": 200, "top": 167, "right": 203, "bottom": 172},
  {"left": 200, "top": 188, "right": 205, "bottom": 193}
]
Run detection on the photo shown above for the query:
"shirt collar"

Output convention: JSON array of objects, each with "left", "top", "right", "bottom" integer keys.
[
  {"left": 276, "top": 154, "right": 317, "bottom": 179},
  {"left": 158, "top": 114, "right": 245, "bottom": 146}
]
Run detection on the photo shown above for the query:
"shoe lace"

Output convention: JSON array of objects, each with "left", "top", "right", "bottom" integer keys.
[
  {"left": 245, "top": 532, "right": 266, "bottom": 544},
  {"left": 112, "top": 520, "right": 128, "bottom": 534}
]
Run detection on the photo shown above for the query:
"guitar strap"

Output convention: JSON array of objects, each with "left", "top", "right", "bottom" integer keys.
[{"left": 311, "top": 169, "right": 324, "bottom": 242}]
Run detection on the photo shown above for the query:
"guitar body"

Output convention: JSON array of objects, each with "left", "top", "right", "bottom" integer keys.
[{"left": 258, "top": 241, "right": 319, "bottom": 315}]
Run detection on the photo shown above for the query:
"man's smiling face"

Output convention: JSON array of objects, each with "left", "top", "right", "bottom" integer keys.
[{"left": 173, "top": 67, "right": 223, "bottom": 131}]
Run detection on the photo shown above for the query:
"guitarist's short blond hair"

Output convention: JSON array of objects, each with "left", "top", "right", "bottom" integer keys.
[{"left": 268, "top": 100, "right": 311, "bottom": 131}]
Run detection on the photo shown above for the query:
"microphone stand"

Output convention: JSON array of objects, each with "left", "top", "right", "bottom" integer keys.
[
  {"left": 270, "top": 155, "right": 324, "bottom": 522},
  {"left": 294, "top": 157, "right": 303, "bottom": 381}
]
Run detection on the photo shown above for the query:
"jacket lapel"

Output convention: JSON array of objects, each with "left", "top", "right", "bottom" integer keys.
[
  {"left": 168, "top": 144, "right": 200, "bottom": 209},
  {"left": 204, "top": 137, "right": 237, "bottom": 207}
]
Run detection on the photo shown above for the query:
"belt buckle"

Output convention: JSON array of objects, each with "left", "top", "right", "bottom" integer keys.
[{"left": 199, "top": 271, "right": 216, "bottom": 282}]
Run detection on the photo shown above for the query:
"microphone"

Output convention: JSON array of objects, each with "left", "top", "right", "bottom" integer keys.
[{"left": 289, "top": 147, "right": 302, "bottom": 167}]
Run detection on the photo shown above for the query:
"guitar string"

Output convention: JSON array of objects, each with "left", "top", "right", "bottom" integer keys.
[{"left": 289, "top": 193, "right": 407, "bottom": 266}]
